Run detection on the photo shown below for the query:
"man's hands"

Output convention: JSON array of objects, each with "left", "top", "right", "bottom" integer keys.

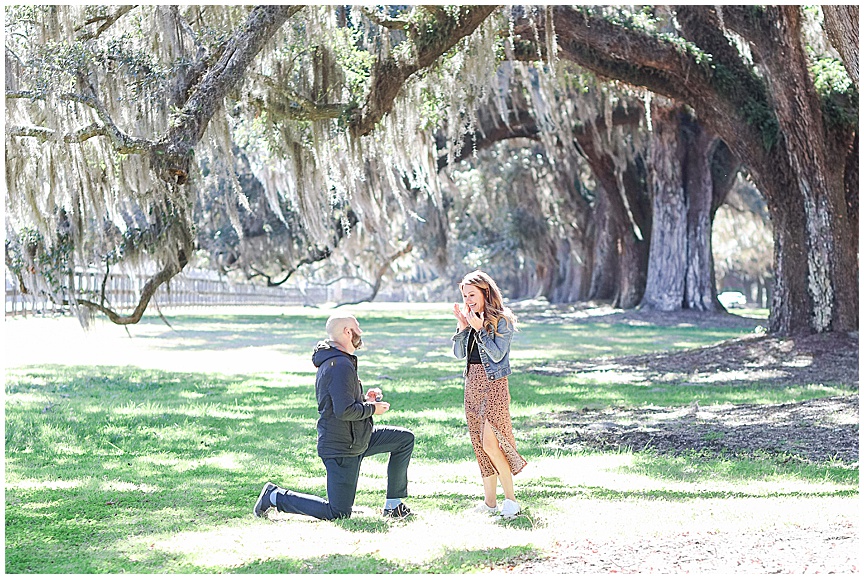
[{"left": 366, "top": 387, "right": 389, "bottom": 414}]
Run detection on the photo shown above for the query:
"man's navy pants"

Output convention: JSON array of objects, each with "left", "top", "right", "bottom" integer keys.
[{"left": 273, "top": 425, "right": 414, "bottom": 520}]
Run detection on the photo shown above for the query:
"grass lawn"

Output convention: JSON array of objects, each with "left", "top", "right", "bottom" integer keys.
[{"left": 4, "top": 303, "right": 858, "bottom": 573}]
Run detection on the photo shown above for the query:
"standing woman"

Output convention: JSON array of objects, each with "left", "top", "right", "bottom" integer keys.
[{"left": 452, "top": 270, "right": 527, "bottom": 518}]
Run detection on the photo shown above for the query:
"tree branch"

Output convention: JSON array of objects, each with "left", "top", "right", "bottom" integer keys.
[
  {"left": 349, "top": 5, "right": 498, "bottom": 138},
  {"left": 822, "top": 5, "right": 859, "bottom": 89},
  {"left": 333, "top": 243, "right": 413, "bottom": 307},
  {"left": 7, "top": 87, "right": 153, "bottom": 153},
  {"left": 515, "top": 8, "right": 708, "bottom": 104},
  {"left": 512, "top": 6, "right": 777, "bottom": 172},
  {"left": 75, "top": 6, "right": 136, "bottom": 41},
  {"left": 251, "top": 82, "right": 345, "bottom": 122},
  {"left": 81, "top": 79, "right": 153, "bottom": 154},
  {"left": 6, "top": 125, "right": 55, "bottom": 142},
  {"left": 165, "top": 6, "right": 226, "bottom": 110},
  {"left": 7, "top": 122, "right": 109, "bottom": 144},
  {"left": 153, "top": 5, "right": 300, "bottom": 184},
  {"left": 248, "top": 246, "right": 332, "bottom": 287},
  {"left": 77, "top": 252, "right": 188, "bottom": 325}
]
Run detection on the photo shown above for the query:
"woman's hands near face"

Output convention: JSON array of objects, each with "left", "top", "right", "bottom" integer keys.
[
  {"left": 466, "top": 309, "right": 484, "bottom": 331},
  {"left": 454, "top": 302, "right": 484, "bottom": 331},
  {"left": 453, "top": 303, "right": 469, "bottom": 330}
]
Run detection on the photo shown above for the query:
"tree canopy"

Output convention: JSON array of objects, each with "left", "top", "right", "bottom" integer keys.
[{"left": 5, "top": 5, "right": 857, "bottom": 335}]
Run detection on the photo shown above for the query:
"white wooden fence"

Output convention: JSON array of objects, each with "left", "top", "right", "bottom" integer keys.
[{"left": 5, "top": 269, "right": 390, "bottom": 317}]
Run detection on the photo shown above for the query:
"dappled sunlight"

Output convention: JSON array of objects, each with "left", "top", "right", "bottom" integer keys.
[
  {"left": 535, "top": 366, "right": 649, "bottom": 385},
  {"left": 5, "top": 308, "right": 856, "bottom": 573},
  {"left": 107, "top": 452, "right": 860, "bottom": 573},
  {"left": 3, "top": 391, "right": 56, "bottom": 407},
  {"left": 399, "top": 407, "right": 458, "bottom": 422},
  {"left": 515, "top": 345, "right": 610, "bottom": 361},
  {"left": 508, "top": 454, "right": 857, "bottom": 503},
  {"left": 548, "top": 493, "right": 857, "bottom": 544},
  {"left": 8, "top": 478, "right": 84, "bottom": 491},
  {"left": 4, "top": 315, "right": 320, "bottom": 375},
  {"left": 254, "top": 414, "right": 316, "bottom": 426}
]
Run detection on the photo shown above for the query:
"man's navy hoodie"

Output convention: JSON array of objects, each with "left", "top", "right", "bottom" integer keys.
[{"left": 312, "top": 341, "right": 375, "bottom": 458}]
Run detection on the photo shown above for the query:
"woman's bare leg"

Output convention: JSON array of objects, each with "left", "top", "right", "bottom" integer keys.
[
  {"left": 481, "top": 474, "right": 498, "bottom": 507},
  {"left": 482, "top": 420, "right": 516, "bottom": 501}
]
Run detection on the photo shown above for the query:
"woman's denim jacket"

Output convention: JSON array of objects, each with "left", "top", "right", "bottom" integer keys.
[{"left": 452, "top": 316, "right": 513, "bottom": 381}]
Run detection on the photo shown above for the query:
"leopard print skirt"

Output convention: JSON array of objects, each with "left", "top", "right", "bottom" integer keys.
[{"left": 464, "top": 364, "right": 527, "bottom": 478}]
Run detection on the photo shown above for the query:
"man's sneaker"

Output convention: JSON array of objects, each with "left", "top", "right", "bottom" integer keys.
[
  {"left": 499, "top": 498, "right": 521, "bottom": 519},
  {"left": 472, "top": 501, "right": 499, "bottom": 515},
  {"left": 382, "top": 502, "right": 413, "bottom": 519},
  {"left": 254, "top": 482, "right": 278, "bottom": 517}
]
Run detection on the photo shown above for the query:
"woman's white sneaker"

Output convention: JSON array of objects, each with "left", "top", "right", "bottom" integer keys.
[
  {"left": 473, "top": 501, "right": 499, "bottom": 515},
  {"left": 499, "top": 499, "right": 520, "bottom": 518}
]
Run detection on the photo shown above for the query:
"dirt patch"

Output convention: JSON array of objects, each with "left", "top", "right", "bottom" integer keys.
[
  {"left": 527, "top": 324, "right": 858, "bottom": 391},
  {"left": 494, "top": 522, "right": 858, "bottom": 574},
  {"left": 540, "top": 395, "right": 858, "bottom": 464}
]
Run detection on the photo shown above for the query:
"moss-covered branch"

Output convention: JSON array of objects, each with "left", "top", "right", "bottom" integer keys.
[
  {"left": 349, "top": 5, "right": 498, "bottom": 138},
  {"left": 152, "top": 5, "right": 301, "bottom": 184}
]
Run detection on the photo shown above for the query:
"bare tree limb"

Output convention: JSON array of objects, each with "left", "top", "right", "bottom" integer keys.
[
  {"left": 77, "top": 252, "right": 188, "bottom": 325},
  {"left": 6, "top": 125, "right": 55, "bottom": 142},
  {"left": 7, "top": 89, "right": 95, "bottom": 105},
  {"left": 7, "top": 86, "right": 154, "bottom": 153},
  {"left": 334, "top": 243, "right": 413, "bottom": 307},
  {"left": 7, "top": 122, "right": 117, "bottom": 144}
]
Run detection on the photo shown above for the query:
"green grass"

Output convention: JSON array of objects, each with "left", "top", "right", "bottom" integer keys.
[{"left": 4, "top": 304, "right": 858, "bottom": 573}]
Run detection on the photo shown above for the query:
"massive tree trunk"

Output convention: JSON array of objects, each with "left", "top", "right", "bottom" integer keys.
[
  {"left": 640, "top": 104, "right": 734, "bottom": 312},
  {"left": 585, "top": 161, "right": 651, "bottom": 309},
  {"left": 573, "top": 109, "right": 651, "bottom": 309},
  {"left": 641, "top": 104, "right": 688, "bottom": 310},
  {"left": 615, "top": 154, "right": 652, "bottom": 309},
  {"left": 721, "top": 6, "right": 858, "bottom": 333},
  {"left": 682, "top": 115, "right": 739, "bottom": 310}
]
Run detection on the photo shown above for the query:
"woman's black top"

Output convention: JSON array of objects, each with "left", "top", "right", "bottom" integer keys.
[{"left": 467, "top": 329, "right": 482, "bottom": 364}]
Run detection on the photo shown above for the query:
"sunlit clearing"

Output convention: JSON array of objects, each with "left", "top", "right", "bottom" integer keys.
[{"left": 136, "top": 504, "right": 541, "bottom": 570}]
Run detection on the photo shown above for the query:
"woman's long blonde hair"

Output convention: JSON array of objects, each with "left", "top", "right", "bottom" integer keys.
[{"left": 459, "top": 270, "right": 518, "bottom": 335}]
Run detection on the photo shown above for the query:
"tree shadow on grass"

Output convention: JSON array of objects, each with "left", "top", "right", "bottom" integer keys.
[
  {"left": 228, "top": 546, "right": 539, "bottom": 573},
  {"left": 538, "top": 396, "right": 859, "bottom": 465}
]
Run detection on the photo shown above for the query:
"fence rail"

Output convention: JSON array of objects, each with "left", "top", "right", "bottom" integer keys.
[{"left": 5, "top": 269, "right": 397, "bottom": 317}]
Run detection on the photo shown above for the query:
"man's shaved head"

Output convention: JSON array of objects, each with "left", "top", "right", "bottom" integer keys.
[{"left": 326, "top": 314, "right": 359, "bottom": 340}]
